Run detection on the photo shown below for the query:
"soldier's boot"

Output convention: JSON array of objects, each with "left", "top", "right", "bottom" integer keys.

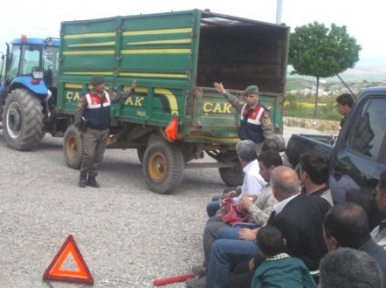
[
  {"left": 79, "top": 172, "right": 87, "bottom": 188},
  {"left": 86, "top": 176, "right": 100, "bottom": 188}
]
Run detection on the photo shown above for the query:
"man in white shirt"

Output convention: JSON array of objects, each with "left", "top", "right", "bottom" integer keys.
[
  {"left": 206, "top": 140, "right": 265, "bottom": 217},
  {"left": 233, "top": 145, "right": 266, "bottom": 201}
]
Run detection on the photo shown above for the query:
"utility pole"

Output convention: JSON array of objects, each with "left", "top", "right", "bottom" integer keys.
[{"left": 276, "top": 0, "right": 283, "bottom": 24}]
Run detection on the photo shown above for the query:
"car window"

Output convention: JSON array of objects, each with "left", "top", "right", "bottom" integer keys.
[{"left": 349, "top": 97, "right": 386, "bottom": 160}]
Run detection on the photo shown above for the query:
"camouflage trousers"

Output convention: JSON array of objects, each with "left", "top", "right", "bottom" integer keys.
[{"left": 80, "top": 128, "right": 109, "bottom": 178}]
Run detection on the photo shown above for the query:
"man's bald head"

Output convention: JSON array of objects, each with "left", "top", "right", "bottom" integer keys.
[{"left": 271, "top": 166, "right": 300, "bottom": 201}]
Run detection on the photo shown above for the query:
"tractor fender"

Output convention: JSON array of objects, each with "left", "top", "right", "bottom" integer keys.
[{"left": 10, "top": 76, "right": 48, "bottom": 100}]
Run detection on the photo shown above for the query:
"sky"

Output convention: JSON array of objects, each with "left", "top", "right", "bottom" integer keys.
[{"left": 1, "top": 0, "right": 385, "bottom": 67}]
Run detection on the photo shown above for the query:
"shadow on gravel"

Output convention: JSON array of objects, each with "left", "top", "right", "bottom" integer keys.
[
  {"left": 179, "top": 172, "right": 225, "bottom": 194},
  {"left": 38, "top": 137, "right": 63, "bottom": 151},
  {"left": 99, "top": 158, "right": 144, "bottom": 184}
]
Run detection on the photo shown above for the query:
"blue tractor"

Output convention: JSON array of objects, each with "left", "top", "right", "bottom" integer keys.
[{"left": 0, "top": 35, "right": 63, "bottom": 150}]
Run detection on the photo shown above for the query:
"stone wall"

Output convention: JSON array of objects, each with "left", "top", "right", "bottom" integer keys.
[{"left": 283, "top": 116, "right": 340, "bottom": 134}]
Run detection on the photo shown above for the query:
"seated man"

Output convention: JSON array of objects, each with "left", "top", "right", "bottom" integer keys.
[
  {"left": 207, "top": 138, "right": 281, "bottom": 217},
  {"left": 323, "top": 202, "right": 386, "bottom": 288},
  {"left": 299, "top": 151, "right": 333, "bottom": 206},
  {"left": 319, "top": 248, "right": 382, "bottom": 288},
  {"left": 205, "top": 167, "right": 330, "bottom": 288},
  {"left": 187, "top": 150, "right": 282, "bottom": 288},
  {"left": 206, "top": 140, "right": 266, "bottom": 217},
  {"left": 260, "top": 138, "right": 279, "bottom": 152}
]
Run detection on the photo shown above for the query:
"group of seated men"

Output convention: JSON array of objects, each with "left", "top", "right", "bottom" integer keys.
[{"left": 186, "top": 139, "right": 386, "bottom": 288}]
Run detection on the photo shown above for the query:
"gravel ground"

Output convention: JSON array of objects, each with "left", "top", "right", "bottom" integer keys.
[{"left": 0, "top": 126, "right": 329, "bottom": 288}]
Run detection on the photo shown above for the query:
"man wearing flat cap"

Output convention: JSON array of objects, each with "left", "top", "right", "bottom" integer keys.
[
  {"left": 214, "top": 82, "right": 274, "bottom": 151},
  {"left": 75, "top": 76, "right": 136, "bottom": 188}
]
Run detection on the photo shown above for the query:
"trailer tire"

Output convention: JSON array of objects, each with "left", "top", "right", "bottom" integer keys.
[
  {"left": 143, "top": 140, "right": 184, "bottom": 194},
  {"left": 219, "top": 163, "right": 244, "bottom": 187},
  {"left": 2, "top": 89, "right": 44, "bottom": 150},
  {"left": 63, "top": 124, "right": 83, "bottom": 169}
]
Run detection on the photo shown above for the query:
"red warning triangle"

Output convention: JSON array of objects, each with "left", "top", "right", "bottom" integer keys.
[{"left": 43, "top": 235, "right": 94, "bottom": 285}]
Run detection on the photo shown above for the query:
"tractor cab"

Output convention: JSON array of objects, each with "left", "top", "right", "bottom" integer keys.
[{"left": 3, "top": 35, "right": 60, "bottom": 94}]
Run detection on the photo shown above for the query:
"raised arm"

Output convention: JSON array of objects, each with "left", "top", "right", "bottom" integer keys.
[{"left": 213, "top": 82, "right": 243, "bottom": 111}]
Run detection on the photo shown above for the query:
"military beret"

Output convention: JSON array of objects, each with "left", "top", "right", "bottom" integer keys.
[
  {"left": 91, "top": 76, "right": 105, "bottom": 86},
  {"left": 244, "top": 85, "right": 259, "bottom": 95}
]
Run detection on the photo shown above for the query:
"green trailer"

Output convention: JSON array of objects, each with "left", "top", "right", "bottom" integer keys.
[
  {"left": 58, "top": 9, "right": 289, "bottom": 194},
  {"left": 0, "top": 9, "right": 288, "bottom": 194}
]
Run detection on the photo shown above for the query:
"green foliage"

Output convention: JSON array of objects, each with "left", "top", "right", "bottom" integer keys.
[
  {"left": 319, "top": 102, "right": 341, "bottom": 121},
  {"left": 289, "top": 22, "right": 362, "bottom": 77},
  {"left": 284, "top": 102, "right": 313, "bottom": 118},
  {"left": 284, "top": 93, "right": 341, "bottom": 121},
  {"left": 288, "top": 22, "right": 361, "bottom": 117}
]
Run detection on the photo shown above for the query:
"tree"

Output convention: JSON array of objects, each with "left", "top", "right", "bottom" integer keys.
[{"left": 289, "top": 22, "right": 361, "bottom": 117}]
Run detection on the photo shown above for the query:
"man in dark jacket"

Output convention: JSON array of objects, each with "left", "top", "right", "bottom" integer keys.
[
  {"left": 323, "top": 202, "right": 386, "bottom": 288},
  {"left": 75, "top": 76, "right": 136, "bottom": 188},
  {"left": 336, "top": 93, "right": 354, "bottom": 128}
]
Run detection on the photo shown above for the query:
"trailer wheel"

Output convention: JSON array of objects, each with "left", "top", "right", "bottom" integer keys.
[
  {"left": 219, "top": 162, "right": 244, "bottom": 187},
  {"left": 2, "top": 89, "right": 44, "bottom": 150},
  {"left": 63, "top": 124, "right": 83, "bottom": 169},
  {"left": 143, "top": 140, "right": 184, "bottom": 194}
]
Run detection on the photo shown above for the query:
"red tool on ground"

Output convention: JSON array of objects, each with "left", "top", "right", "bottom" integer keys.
[{"left": 153, "top": 273, "right": 196, "bottom": 286}]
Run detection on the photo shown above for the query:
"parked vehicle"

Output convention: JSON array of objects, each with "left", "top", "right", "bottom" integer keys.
[
  {"left": 0, "top": 10, "right": 289, "bottom": 194},
  {"left": 0, "top": 36, "right": 60, "bottom": 148},
  {"left": 285, "top": 86, "right": 386, "bottom": 203}
]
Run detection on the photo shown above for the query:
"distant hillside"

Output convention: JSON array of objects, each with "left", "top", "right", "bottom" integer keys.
[
  {"left": 285, "top": 78, "right": 311, "bottom": 91},
  {"left": 287, "top": 69, "right": 386, "bottom": 84},
  {"left": 286, "top": 59, "right": 386, "bottom": 85}
]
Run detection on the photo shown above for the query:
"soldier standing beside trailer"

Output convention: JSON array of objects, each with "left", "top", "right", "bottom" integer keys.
[
  {"left": 214, "top": 82, "right": 274, "bottom": 153},
  {"left": 75, "top": 76, "right": 137, "bottom": 188}
]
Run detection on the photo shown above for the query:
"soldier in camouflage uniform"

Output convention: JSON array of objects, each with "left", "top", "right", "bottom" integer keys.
[
  {"left": 75, "top": 76, "right": 136, "bottom": 188},
  {"left": 214, "top": 82, "right": 274, "bottom": 152}
]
